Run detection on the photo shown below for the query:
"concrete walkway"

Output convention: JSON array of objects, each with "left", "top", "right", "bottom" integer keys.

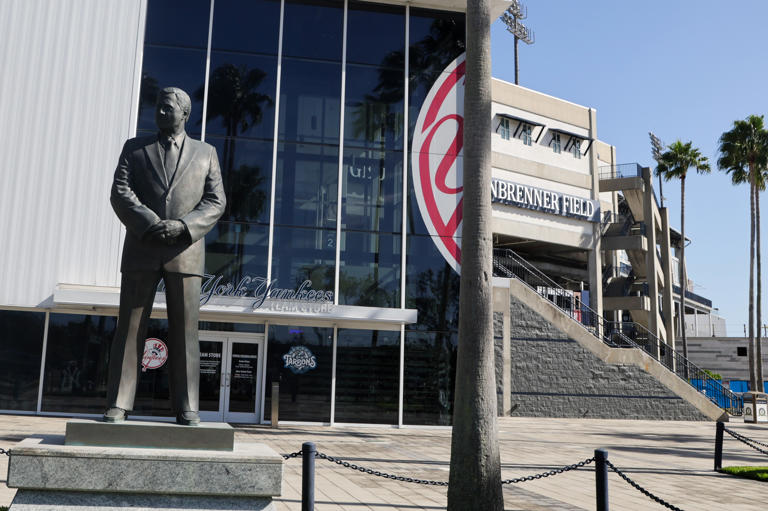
[{"left": 1, "top": 415, "right": 767, "bottom": 510}]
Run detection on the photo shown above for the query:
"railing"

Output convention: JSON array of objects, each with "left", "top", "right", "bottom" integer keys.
[
  {"left": 493, "top": 248, "right": 743, "bottom": 415},
  {"left": 598, "top": 163, "right": 642, "bottom": 180}
]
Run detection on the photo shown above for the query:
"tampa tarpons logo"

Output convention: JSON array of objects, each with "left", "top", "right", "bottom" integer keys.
[
  {"left": 142, "top": 338, "right": 168, "bottom": 372},
  {"left": 411, "top": 53, "right": 466, "bottom": 274},
  {"left": 282, "top": 346, "right": 317, "bottom": 375}
]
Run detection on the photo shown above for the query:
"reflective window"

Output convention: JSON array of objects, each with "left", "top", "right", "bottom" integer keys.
[
  {"left": 271, "top": 226, "right": 336, "bottom": 293},
  {"left": 264, "top": 325, "right": 333, "bottom": 422},
  {"left": 211, "top": 0, "right": 281, "bottom": 55},
  {"left": 405, "top": 234, "right": 460, "bottom": 333},
  {"left": 0, "top": 310, "right": 45, "bottom": 411},
  {"left": 342, "top": 148, "right": 402, "bottom": 232},
  {"left": 552, "top": 132, "right": 561, "bottom": 153},
  {"left": 570, "top": 138, "right": 582, "bottom": 159},
  {"left": 278, "top": 60, "right": 342, "bottom": 145},
  {"left": 521, "top": 124, "right": 532, "bottom": 146},
  {"left": 144, "top": 0, "right": 211, "bottom": 49},
  {"left": 138, "top": 46, "right": 207, "bottom": 134},
  {"left": 42, "top": 314, "right": 115, "bottom": 413},
  {"left": 335, "top": 329, "right": 399, "bottom": 424},
  {"left": 344, "top": 65, "right": 404, "bottom": 151},
  {"left": 408, "top": 8, "right": 465, "bottom": 138},
  {"left": 403, "top": 330, "right": 457, "bottom": 425},
  {"left": 204, "top": 55, "right": 278, "bottom": 141},
  {"left": 207, "top": 137, "right": 273, "bottom": 223},
  {"left": 339, "top": 231, "right": 401, "bottom": 307},
  {"left": 499, "top": 118, "right": 510, "bottom": 140},
  {"left": 42, "top": 314, "right": 175, "bottom": 415},
  {"left": 204, "top": 222, "right": 270, "bottom": 285},
  {"left": 347, "top": 1, "right": 405, "bottom": 67},
  {"left": 282, "top": 0, "right": 343, "bottom": 62},
  {"left": 274, "top": 142, "right": 339, "bottom": 228}
]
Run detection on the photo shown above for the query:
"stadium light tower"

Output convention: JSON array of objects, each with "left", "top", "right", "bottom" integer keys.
[
  {"left": 649, "top": 131, "right": 666, "bottom": 207},
  {"left": 501, "top": 0, "right": 535, "bottom": 85}
]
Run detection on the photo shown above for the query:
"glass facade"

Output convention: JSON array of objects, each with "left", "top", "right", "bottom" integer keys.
[
  {"left": 0, "top": 1, "right": 467, "bottom": 426},
  {"left": 0, "top": 310, "right": 45, "bottom": 411}
]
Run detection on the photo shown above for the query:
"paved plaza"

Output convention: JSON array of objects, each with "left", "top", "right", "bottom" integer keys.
[{"left": 0, "top": 414, "right": 767, "bottom": 510}]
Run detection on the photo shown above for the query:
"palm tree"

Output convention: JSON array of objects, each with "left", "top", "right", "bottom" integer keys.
[
  {"left": 718, "top": 115, "right": 768, "bottom": 393},
  {"left": 447, "top": 1, "right": 503, "bottom": 509},
  {"left": 655, "top": 141, "right": 711, "bottom": 371}
]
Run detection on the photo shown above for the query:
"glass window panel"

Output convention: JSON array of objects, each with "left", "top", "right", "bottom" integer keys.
[
  {"left": 405, "top": 234, "right": 460, "bottom": 333},
  {"left": 334, "top": 329, "right": 399, "bottom": 424},
  {"left": 278, "top": 59, "right": 341, "bottom": 145},
  {"left": 138, "top": 46, "right": 207, "bottom": 133},
  {"left": 403, "top": 330, "right": 457, "bottom": 425},
  {"left": 42, "top": 314, "right": 115, "bottom": 413},
  {"left": 0, "top": 310, "right": 45, "bottom": 411},
  {"left": 264, "top": 325, "right": 333, "bottom": 422},
  {"left": 204, "top": 54, "right": 277, "bottom": 141},
  {"left": 344, "top": 64, "right": 404, "bottom": 151},
  {"left": 199, "top": 322, "right": 265, "bottom": 333},
  {"left": 199, "top": 340, "right": 223, "bottom": 412},
  {"left": 207, "top": 137, "right": 273, "bottom": 223},
  {"left": 228, "top": 342, "right": 260, "bottom": 413},
  {"left": 339, "top": 231, "right": 401, "bottom": 308},
  {"left": 342, "top": 148, "right": 402, "bottom": 232},
  {"left": 346, "top": 1, "right": 405, "bottom": 67},
  {"left": 274, "top": 142, "right": 339, "bottom": 228},
  {"left": 204, "top": 221, "right": 270, "bottom": 285},
  {"left": 42, "top": 314, "right": 175, "bottom": 415},
  {"left": 144, "top": 0, "right": 211, "bottom": 49},
  {"left": 408, "top": 9, "right": 465, "bottom": 139},
  {"left": 271, "top": 226, "right": 336, "bottom": 293},
  {"left": 211, "top": 0, "right": 280, "bottom": 55},
  {"left": 282, "top": 0, "right": 343, "bottom": 62}
]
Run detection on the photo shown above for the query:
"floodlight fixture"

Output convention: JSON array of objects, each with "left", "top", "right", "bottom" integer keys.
[{"left": 500, "top": 1, "right": 535, "bottom": 85}]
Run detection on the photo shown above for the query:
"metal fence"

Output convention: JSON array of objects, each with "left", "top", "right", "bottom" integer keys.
[{"left": 493, "top": 248, "right": 743, "bottom": 416}]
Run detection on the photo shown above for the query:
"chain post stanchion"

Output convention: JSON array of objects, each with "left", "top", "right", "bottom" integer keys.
[
  {"left": 714, "top": 421, "right": 724, "bottom": 471},
  {"left": 302, "top": 442, "right": 316, "bottom": 511},
  {"left": 595, "top": 448, "right": 609, "bottom": 511}
]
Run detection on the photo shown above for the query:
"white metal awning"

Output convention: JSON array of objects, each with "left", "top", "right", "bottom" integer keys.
[{"left": 53, "top": 284, "right": 417, "bottom": 332}]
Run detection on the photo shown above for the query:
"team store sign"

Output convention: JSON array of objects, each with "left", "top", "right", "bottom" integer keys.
[{"left": 411, "top": 53, "right": 599, "bottom": 274}]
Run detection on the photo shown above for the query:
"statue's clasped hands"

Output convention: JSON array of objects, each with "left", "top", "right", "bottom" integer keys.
[{"left": 146, "top": 219, "right": 186, "bottom": 245}]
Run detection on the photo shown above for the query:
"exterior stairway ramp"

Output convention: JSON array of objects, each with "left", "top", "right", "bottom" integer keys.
[{"left": 493, "top": 248, "right": 742, "bottom": 420}]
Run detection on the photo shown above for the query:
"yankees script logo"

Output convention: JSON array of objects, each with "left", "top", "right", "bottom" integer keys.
[{"left": 411, "top": 53, "right": 466, "bottom": 274}]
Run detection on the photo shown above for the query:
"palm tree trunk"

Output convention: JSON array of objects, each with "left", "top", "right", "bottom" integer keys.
[
  {"left": 749, "top": 174, "right": 757, "bottom": 392},
  {"left": 680, "top": 177, "right": 688, "bottom": 363},
  {"left": 447, "top": 1, "right": 503, "bottom": 509},
  {"left": 757, "top": 184, "right": 764, "bottom": 390}
]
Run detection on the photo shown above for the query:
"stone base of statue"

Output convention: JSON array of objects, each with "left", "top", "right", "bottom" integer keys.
[{"left": 6, "top": 420, "right": 282, "bottom": 510}]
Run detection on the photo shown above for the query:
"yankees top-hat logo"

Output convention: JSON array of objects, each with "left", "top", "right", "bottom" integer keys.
[{"left": 411, "top": 53, "right": 466, "bottom": 274}]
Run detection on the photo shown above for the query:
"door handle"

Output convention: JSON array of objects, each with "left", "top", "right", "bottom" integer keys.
[{"left": 225, "top": 372, "right": 231, "bottom": 388}]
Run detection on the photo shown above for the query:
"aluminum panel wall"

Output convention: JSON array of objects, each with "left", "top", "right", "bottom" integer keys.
[{"left": 0, "top": 0, "right": 145, "bottom": 307}]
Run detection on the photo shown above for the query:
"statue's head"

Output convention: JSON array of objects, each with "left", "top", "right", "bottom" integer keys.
[{"left": 155, "top": 87, "right": 191, "bottom": 133}]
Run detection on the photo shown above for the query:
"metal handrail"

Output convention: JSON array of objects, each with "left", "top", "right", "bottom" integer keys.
[
  {"left": 492, "top": 248, "right": 743, "bottom": 415},
  {"left": 597, "top": 163, "right": 642, "bottom": 180}
]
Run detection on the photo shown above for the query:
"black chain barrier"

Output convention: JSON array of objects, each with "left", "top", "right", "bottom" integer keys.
[
  {"left": 501, "top": 457, "right": 594, "bottom": 484},
  {"left": 283, "top": 450, "right": 593, "bottom": 487},
  {"left": 0, "top": 448, "right": 9, "bottom": 456},
  {"left": 723, "top": 427, "right": 768, "bottom": 456},
  {"left": 604, "top": 459, "right": 684, "bottom": 511}
]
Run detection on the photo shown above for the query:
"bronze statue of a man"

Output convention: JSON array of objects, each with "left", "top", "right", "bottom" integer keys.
[{"left": 105, "top": 87, "right": 226, "bottom": 425}]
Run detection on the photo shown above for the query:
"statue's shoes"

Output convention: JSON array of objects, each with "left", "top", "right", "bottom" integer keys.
[
  {"left": 176, "top": 411, "right": 200, "bottom": 426},
  {"left": 103, "top": 407, "right": 127, "bottom": 423}
]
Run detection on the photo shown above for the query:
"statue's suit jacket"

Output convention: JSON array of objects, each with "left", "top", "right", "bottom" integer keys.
[{"left": 110, "top": 134, "right": 226, "bottom": 275}]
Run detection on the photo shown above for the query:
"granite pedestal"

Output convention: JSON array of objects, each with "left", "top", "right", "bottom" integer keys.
[{"left": 6, "top": 420, "right": 283, "bottom": 510}]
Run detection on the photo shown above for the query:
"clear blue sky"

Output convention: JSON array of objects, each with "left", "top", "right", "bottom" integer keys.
[{"left": 489, "top": 1, "right": 768, "bottom": 336}]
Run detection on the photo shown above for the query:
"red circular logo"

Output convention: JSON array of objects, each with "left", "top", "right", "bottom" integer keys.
[
  {"left": 142, "top": 338, "right": 168, "bottom": 372},
  {"left": 411, "top": 53, "right": 466, "bottom": 274}
]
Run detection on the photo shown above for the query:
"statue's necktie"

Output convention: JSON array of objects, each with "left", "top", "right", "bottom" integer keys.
[{"left": 164, "top": 137, "right": 179, "bottom": 183}]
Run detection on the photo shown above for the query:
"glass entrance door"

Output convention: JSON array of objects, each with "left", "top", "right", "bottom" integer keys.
[{"left": 199, "top": 333, "right": 263, "bottom": 423}]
